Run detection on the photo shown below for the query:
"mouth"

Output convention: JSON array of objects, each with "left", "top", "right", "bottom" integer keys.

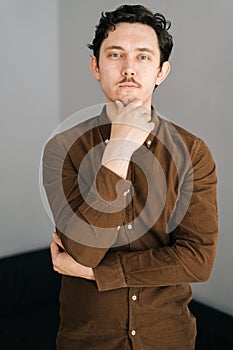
[{"left": 118, "top": 84, "right": 139, "bottom": 88}]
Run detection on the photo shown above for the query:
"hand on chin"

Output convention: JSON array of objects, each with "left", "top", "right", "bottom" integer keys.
[{"left": 119, "top": 96, "right": 139, "bottom": 107}]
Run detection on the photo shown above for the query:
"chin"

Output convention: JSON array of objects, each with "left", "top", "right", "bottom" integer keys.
[{"left": 120, "top": 96, "right": 137, "bottom": 106}]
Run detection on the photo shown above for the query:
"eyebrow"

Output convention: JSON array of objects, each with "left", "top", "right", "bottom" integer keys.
[
  {"left": 105, "top": 45, "right": 155, "bottom": 55},
  {"left": 137, "top": 48, "right": 155, "bottom": 55}
]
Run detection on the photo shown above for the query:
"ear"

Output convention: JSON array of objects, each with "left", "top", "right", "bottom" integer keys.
[
  {"left": 155, "top": 61, "right": 170, "bottom": 86},
  {"left": 89, "top": 56, "right": 100, "bottom": 80}
]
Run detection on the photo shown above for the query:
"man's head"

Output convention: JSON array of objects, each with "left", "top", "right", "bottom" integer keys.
[
  {"left": 88, "top": 4, "right": 173, "bottom": 68},
  {"left": 88, "top": 5, "right": 173, "bottom": 108}
]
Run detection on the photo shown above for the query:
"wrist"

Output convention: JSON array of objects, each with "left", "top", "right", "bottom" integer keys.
[
  {"left": 103, "top": 159, "right": 129, "bottom": 179},
  {"left": 102, "top": 139, "right": 135, "bottom": 164},
  {"left": 85, "top": 267, "right": 95, "bottom": 280}
]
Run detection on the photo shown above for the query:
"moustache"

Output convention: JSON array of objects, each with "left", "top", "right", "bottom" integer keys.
[{"left": 117, "top": 77, "right": 141, "bottom": 87}]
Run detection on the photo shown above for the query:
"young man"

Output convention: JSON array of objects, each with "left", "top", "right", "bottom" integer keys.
[{"left": 43, "top": 5, "right": 218, "bottom": 349}]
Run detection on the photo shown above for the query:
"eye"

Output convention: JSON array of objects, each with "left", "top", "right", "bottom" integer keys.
[
  {"left": 139, "top": 55, "right": 149, "bottom": 61},
  {"left": 109, "top": 52, "right": 121, "bottom": 58}
]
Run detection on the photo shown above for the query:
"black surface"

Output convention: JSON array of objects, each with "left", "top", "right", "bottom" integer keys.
[
  {"left": 190, "top": 300, "right": 233, "bottom": 350},
  {"left": 0, "top": 249, "right": 60, "bottom": 350}
]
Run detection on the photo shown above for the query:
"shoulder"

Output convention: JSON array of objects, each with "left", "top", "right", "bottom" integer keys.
[
  {"left": 157, "top": 115, "right": 213, "bottom": 161},
  {"left": 43, "top": 114, "right": 100, "bottom": 156}
]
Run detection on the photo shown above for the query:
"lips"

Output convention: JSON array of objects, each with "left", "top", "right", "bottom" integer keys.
[{"left": 119, "top": 84, "right": 139, "bottom": 88}]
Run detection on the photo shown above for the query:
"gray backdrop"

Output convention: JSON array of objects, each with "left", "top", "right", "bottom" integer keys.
[{"left": 1, "top": 0, "right": 233, "bottom": 316}]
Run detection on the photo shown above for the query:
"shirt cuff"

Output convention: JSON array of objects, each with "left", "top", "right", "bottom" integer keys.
[{"left": 93, "top": 252, "right": 127, "bottom": 291}]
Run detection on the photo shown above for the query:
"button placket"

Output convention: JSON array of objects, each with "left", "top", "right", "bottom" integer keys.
[{"left": 128, "top": 289, "right": 139, "bottom": 343}]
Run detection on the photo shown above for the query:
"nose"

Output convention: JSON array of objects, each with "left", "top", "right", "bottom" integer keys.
[{"left": 121, "top": 57, "right": 136, "bottom": 76}]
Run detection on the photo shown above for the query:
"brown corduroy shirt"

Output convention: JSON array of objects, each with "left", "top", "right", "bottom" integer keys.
[{"left": 43, "top": 106, "right": 218, "bottom": 350}]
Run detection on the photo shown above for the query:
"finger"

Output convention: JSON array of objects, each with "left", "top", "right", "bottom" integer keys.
[
  {"left": 52, "top": 232, "right": 59, "bottom": 240},
  {"left": 141, "top": 111, "right": 151, "bottom": 122},
  {"left": 50, "top": 241, "right": 61, "bottom": 257},
  {"left": 50, "top": 241, "right": 59, "bottom": 266},
  {"left": 50, "top": 242, "right": 64, "bottom": 274},
  {"left": 52, "top": 232, "right": 65, "bottom": 250},
  {"left": 126, "top": 99, "right": 142, "bottom": 109},
  {"left": 148, "top": 121, "right": 155, "bottom": 132},
  {"left": 115, "top": 100, "right": 125, "bottom": 114}
]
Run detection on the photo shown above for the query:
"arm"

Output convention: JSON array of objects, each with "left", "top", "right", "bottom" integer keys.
[
  {"left": 43, "top": 135, "right": 129, "bottom": 268},
  {"left": 93, "top": 140, "right": 218, "bottom": 291},
  {"left": 50, "top": 233, "right": 95, "bottom": 280},
  {"left": 49, "top": 140, "right": 218, "bottom": 290},
  {"left": 43, "top": 101, "right": 153, "bottom": 268}
]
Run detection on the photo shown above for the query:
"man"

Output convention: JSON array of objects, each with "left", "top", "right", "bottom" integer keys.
[{"left": 43, "top": 4, "right": 218, "bottom": 349}]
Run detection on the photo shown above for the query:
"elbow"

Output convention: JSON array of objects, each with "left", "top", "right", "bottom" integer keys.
[
  {"left": 194, "top": 266, "right": 213, "bottom": 282},
  {"left": 183, "top": 239, "right": 217, "bottom": 283},
  {"left": 190, "top": 252, "right": 216, "bottom": 283}
]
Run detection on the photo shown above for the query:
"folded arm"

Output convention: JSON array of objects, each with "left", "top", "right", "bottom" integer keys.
[
  {"left": 43, "top": 133, "right": 129, "bottom": 268},
  {"left": 93, "top": 140, "right": 218, "bottom": 291},
  {"left": 49, "top": 139, "right": 218, "bottom": 292}
]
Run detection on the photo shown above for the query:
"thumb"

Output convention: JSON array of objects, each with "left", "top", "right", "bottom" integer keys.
[
  {"left": 115, "top": 100, "right": 124, "bottom": 114},
  {"left": 128, "top": 99, "right": 142, "bottom": 107},
  {"left": 52, "top": 232, "right": 65, "bottom": 250}
]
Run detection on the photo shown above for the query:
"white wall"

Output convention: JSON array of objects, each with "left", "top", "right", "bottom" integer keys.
[
  {"left": 57, "top": 0, "right": 233, "bottom": 316},
  {"left": 0, "top": 0, "right": 60, "bottom": 256}
]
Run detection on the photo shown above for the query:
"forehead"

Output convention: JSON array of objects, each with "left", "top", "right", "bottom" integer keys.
[{"left": 100, "top": 22, "right": 159, "bottom": 51}]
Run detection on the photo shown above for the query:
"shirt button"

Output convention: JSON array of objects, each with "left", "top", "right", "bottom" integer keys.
[
  {"left": 117, "top": 226, "right": 121, "bottom": 231},
  {"left": 104, "top": 139, "right": 109, "bottom": 144},
  {"left": 123, "top": 188, "right": 130, "bottom": 196},
  {"left": 127, "top": 224, "right": 132, "bottom": 230},
  {"left": 131, "top": 330, "right": 136, "bottom": 336},
  {"left": 132, "top": 295, "right": 137, "bottom": 301},
  {"left": 147, "top": 140, "right": 152, "bottom": 147}
]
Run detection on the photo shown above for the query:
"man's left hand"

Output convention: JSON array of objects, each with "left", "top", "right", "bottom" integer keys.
[{"left": 50, "top": 233, "right": 95, "bottom": 280}]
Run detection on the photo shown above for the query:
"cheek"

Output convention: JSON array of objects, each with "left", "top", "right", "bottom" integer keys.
[
  {"left": 141, "top": 72, "right": 157, "bottom": 90},
  {"left": 99, "top": 59, "right": 121, "bottom": 75},
  {"left": 102, "top": 65, "right": 119, "bottom": 78},
  {"left": 99, "top": 66, "right": 120, "bottom": 88}
]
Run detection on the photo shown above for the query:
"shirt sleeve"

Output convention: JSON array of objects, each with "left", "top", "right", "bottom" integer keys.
[
  {"left": 93, "top": 140, "right": 218, "bottom": 291},
  {"left": 43, "top": 134, "right": 131, "bottom": 268}
]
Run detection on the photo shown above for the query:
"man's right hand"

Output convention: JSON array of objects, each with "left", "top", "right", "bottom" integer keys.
[
  {"left": 110, "top": 99, "right": 154, "bottom": 146},
  {"left": 102, "top": 100, "right": 154, "bottom": 178}
]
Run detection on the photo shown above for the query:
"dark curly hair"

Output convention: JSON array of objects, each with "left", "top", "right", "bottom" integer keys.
[{"left": 87, "top": 4, "right": 173, "bottom": 68}]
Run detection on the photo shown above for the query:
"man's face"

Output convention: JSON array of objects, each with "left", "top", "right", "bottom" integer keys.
[{"left": 90, "top": 22, "right": 170, "bottom": 109}]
